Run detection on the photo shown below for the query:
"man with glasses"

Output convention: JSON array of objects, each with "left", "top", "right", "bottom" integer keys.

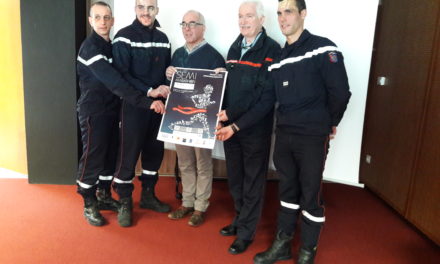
[
  {"left": 165, "top": 10, "right": 225, "bottom": 227},
  {"left": 111, "top": 0, "right": 171, "bottom": 227},
  {"left": 215, "top": 0, "right": 281, "bottom": 255},
  {"left": 254, "top": 0, "right": 351, "bottom": 263},
  {"left": 76, "top": 1, "right": 162, "bottom": 226}
]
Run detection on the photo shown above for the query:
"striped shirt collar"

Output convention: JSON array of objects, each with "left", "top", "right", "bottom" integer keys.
[{"left": 241, "top": 31, "right": 263, "bottom": 57}]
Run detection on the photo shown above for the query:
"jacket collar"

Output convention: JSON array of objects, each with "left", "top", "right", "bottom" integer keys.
[
  {"left": 281, "top": 29, "right": 311, "bottom": 58},
  {"left": 132, "top": 18, "right": 161, "bottom": 31},
  {"left": 284, "top": 29, "right": 311, "bottom": 49},
  {"left": 232, "top": 27, "right": 267, "bottom": 53},
  {"left": 91, "top": 30, "right": 111, "bottom": 47}
]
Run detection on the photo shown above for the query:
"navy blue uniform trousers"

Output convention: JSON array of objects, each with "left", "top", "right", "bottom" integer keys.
[
  {"left": 77, "top": 113, "right": 119, "bottom": 198},
  {"left": 113, "top": 101, "right": 164, "bottom": 198},
  {"left": 274, "top": 130, "right": 329, "bottom": 249},
  {"left": 224, "top": 130, "right": 271, "bottom": 241}
]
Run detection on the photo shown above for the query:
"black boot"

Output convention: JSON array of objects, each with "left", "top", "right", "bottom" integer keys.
[
  {"left": 118, "top": 197, "right": 133, "bottom": 227},
  {"left": 83, "top": 197, "right": 105, "bottom": 226},
  {"left": 253, "top": 231, "right": 293, "bottom": 264},
  {"left": 297, "top": 247, "right": 317, "bottom": 264},
  {"left": 96, "top": 188, "right": 120, "bottom": 212},
  {"left": 139, "top": 187, "right": 171, "bottom": 213}
]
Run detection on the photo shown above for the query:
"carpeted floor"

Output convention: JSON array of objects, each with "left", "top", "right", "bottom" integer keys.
[{"left": 0, "top": 177, "right": 438, "bottom": 264}]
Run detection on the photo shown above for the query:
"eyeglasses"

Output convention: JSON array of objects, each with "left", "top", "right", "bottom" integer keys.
[
  {"left": 136, "top": 5, "right": 156, "bottom": 12},
  {"left": 180, "top": 22, "right": 204, "bottom": 29},
  {"left": 92, "top": 15, "right": 112, "bottom": 22}
]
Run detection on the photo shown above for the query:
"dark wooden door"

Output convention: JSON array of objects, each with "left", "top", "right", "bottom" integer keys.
[
  {"left": 406, "top": 17, "right": 440, "bottom": 244},
  {"left": 360, "top": 0, "right": 440, "bottom": 213}
]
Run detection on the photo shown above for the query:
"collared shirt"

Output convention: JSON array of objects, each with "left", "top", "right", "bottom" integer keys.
[
  {"left": 240, "top": 31, "right": 262, "bottom": 58},
  {"left": 184, "top": 40, "right": 207, "bottom": 55}
]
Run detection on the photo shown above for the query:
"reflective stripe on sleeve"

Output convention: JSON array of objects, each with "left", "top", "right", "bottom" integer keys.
[{"left": 77, "top": 55, "right": 112, "bottom": 66}]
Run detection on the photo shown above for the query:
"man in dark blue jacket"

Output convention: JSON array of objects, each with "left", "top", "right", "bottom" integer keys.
[
  {"left": 165, "top": 10, "right": 225, "bottom": 227},
  {"left": 254, "top": 1, "right": 351, "bottom": 263},
  {"left": 215, "top": 0, "right": 281, "bottom": 255},
  {"left": 111, "top": 0, "right": 171, "bottom": 227},
  {"left": 76, "top": 1, "right": 164, "bottom": 227}
]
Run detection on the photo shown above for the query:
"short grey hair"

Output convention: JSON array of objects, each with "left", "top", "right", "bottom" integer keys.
[
  {"left": 240, "top": 0, "right": 264, "bottom": 18},
  {"left": 135, "top": 0, "right": 158, "bottom": 7},
  {"left": 184, "top": 10, "right": 205, "bottom": 25},
  {"left": 90, "top": 1, "right": 113, "bottom": 17}
]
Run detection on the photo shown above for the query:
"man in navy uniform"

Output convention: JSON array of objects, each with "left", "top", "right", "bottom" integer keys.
[
  {"left": 111, "top": 0, "right": 172, "bottom": 227},
  {"left": 76, "top": 1, "right": 165, "bottom": 226},
  {"left": 254, "top": 0, "right": 351, "bottom": 263}
]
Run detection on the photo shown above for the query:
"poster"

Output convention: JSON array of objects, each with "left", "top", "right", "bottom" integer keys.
[{"left": 157, "top": 68, "right": 228, "bottom": 149}]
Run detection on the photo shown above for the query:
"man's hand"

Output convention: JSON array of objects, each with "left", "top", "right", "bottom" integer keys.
[
  {"left": 214, "top": 67, "right": 226, "bottom": 74},
  {"left": 150, "top": 100, "right": 165, "bottom": 114},
  {"left": 329, "top": 126, "right": 337, "bottom": 139},
  {"left": 148, "top": 85, "right": 170, "bottom": 98},
  {"left": 166, "top": 66, "right": 177, "bottom": 80},
  {"left": 217, "top": 110, "right": 228, "bottom": 122},
  {"left": 215, "top": 125, "right": 234, "bottom": 141}
]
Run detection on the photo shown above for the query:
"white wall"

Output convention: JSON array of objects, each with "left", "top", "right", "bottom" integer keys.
[{"left": 113, "top": 0, "right": 379, "bottom": 187}]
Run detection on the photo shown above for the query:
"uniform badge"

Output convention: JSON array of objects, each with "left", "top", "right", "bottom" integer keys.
[
  {"left": 328, "top": 52, "right": 338, "bottom": 63},
  {"left": 283, "top": 81, "right": 289, "bottom": 87}
]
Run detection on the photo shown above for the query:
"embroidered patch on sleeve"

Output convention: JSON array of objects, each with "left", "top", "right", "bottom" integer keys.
[{"left": 328, "top": 52, "right": 338, "bottom": 63}]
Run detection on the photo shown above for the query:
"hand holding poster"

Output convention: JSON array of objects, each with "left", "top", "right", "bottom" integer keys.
[{"left": 157, "top": 68, "right": 227, "bottom": 149}]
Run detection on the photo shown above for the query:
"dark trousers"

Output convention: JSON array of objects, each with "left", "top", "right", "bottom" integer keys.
[
  {"left": 76, "top": 113, "right": 119, "bottom": 198},
  {"left": 113, "top": 101, "right": 164, "bottom": 198},
  {"left": 224, "top": 131, "right": 271, "bottom": 241},
  {"left": 274, "top": 130, "right": 329, "bottom": 249}
]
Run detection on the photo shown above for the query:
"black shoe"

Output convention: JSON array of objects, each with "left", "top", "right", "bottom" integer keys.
[
  {"left": 83, "top": 198, "right": 105, "bottom": 226},
  {"left": 228, "top": 238, "right": 252, "bottom": 255},
  {"left": 96, "top": 188, "right": 120, "bottom": 212},
  {"left": 220, "top": 224, "right": 237, "bottom": 236},
  {"left": 139, "top": 187, "right": 171, "bottom": 213},
  {"left": 297, "top": 247, "right": 317, "bottom": 264},
  {"left": 118, "top": 197, "right": 133, "bottom": 227},
  {"left": 253, "top": 230, "right": 293, "bottom": 264}
]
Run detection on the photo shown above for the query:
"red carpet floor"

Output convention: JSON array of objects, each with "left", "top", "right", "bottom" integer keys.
[{"left": 0, "top": 177, "right": 438, "bottom": 264}]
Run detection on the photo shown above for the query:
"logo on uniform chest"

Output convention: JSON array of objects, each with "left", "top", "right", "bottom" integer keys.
[{"left": 283, "top": 81, "right": 289, "bottom": 87}]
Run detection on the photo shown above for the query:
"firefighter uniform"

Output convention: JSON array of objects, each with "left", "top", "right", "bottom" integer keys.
[
  {"left": 76, "top": 30, "right": 151, "bottom": 198},
  {"left": 111, "top": 19, "right": 171, "bottom": 201},
  {"left": 268, "top": 29, "right": 351, "bottom": 249}
]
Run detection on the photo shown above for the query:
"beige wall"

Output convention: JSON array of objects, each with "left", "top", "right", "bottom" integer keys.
[{"left": 0, "top": 1, "right": 27, "bottom": 174}]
